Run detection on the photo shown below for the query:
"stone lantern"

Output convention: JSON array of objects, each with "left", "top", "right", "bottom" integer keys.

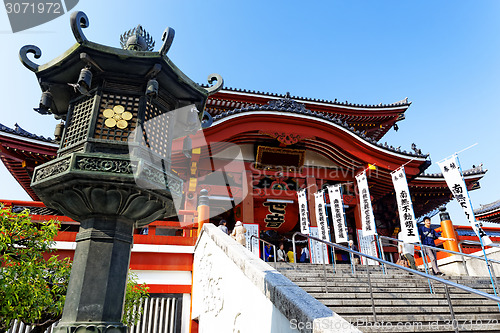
[{"left": 19, "top": 11, "right": 222, "bottom": 333}]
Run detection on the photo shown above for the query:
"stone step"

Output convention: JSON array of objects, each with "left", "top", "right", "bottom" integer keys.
[
  {"left": 319, "top": 298, "right": 499, "bottom": 307},
  {"left": 279, "top": 270, "right": 495, "bottom": 284},
  {"left": 285, "top": 278, "right": 493, "bottom": 289},
  {"left": 279, "top": 268, "right": 494, "bottom": 282},
  {"left": 356, "top": 322, "right": 500, "bottom": 333},
  {"left": 330, "top": 305, "right": 499, "bottom": 315},
  {"left": 308, "top": 292, "right": 495, "bottom": 300},
  {"left": 294, "top": 281, "right": 493, "bottom": 294},
  {"left": 342, "top": 309, "right": 500, "bottom": 322}
]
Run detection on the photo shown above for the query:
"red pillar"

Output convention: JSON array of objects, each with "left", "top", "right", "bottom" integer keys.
[
  {"left": 242, "top": 170, "right": 254, "bottom": 224},
  {"left": 306, "top": 176, "right": 318, "bottom": 227},
  {"left": 439, "top": 206, "right": 459, "bottom": 256}
]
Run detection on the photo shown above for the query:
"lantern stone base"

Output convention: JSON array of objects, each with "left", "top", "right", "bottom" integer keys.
[{"left": 30, "top": 152, "right": 183, "bottom": 330}]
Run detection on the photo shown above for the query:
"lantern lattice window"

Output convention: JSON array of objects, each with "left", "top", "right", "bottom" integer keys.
[
  {"left": 142, "top": 100, "right": 171, "bottom": 158},
  {"left": 61, "top": 94, "right": 96, "bottom": 152}
]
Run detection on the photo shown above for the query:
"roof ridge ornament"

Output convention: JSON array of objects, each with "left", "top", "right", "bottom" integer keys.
[
  {"left": 267, "top": 93, "right": 308, "bottom": 113},
  {"left": 160, "top": 27, "right": 175, "bottom": 56},
  {"left": 120, "top": 24, "right": 155, "bottom": 51},
  {"left": 70, "top": 11, "right": 89, "bottom": 44},
  {"left": 19, "top": 45, "right": 41, "bottom": 72},
  {"left": 205, "top": 74, "right": 224, "bottom": 95}
]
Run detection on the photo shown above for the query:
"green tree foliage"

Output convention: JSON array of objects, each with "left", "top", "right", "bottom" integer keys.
[
  {"left": 123, "top": 272, "right": 149, "bottom": 327},
  {"left": 0, "top": 207, "right": 70, "bottom": 333},
  {"left": 0, "top": 207, "right": 149, "bottom": 333}
]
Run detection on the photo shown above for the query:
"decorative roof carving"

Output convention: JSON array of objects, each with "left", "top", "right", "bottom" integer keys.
[
  {"left": 266, "top": 92, "right": 308, "bottom": 113},
  {"left": 259, "top": 131, "right": 315, "bottom": 147}
]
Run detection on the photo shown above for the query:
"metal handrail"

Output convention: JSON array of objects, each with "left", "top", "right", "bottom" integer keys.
[
  {"left": 379, "top": 234, "right": 500, "bottom": 294},
  {"left": 379, "top": 235, "right": 500, "bottom": 296},
  {"left": 250, "top": 235, "right": 277, "bottom": 267},
  {"left": 380, "top": 236, "right": 464, "bottom": 276},
  {"left": 379, "top": 235, "right": 500, "bottom": 266},
  {"left": 291, "top": 232, "right": 500, "bottom": 324},
  {"left": 459, "top": 239, "right": 500, "bottom": 251}
]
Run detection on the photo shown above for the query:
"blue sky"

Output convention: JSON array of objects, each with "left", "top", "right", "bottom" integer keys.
[{"left": 0, "top": 1, "right": 499, "bottom": 226}]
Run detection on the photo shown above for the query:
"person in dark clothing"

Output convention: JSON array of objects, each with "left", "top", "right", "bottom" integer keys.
[
  {"left": 264, "top": 243, "right": 274, "bottom": 262},
  {"left": 418, "top": 217, "right": 454, "bottom": 275}
]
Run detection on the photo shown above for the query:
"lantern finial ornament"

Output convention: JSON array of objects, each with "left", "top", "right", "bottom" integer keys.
[{"left": 120, "top": 25, "right": 155, "bottom": 51}]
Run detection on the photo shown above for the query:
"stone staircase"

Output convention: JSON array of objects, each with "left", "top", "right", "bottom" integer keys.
[{"left": 276, "top": 262, "right": 500, "bottom": 333}]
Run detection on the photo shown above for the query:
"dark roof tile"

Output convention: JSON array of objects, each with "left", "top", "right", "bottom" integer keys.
[
  {"left": 203, "top": 85, "right": 412, "bottom": 109},
  {"left": 0, "top": 123, "right": 54, "bottom": 143},
  {"left": 475, "top": 199, "right": 500, "bottom": 215}
]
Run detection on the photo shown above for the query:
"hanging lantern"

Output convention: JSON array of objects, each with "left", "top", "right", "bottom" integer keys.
[
  {"left": 77, "top": 67, "right": 92, "bottom": 91},
  {"left": 145, "top": 78, "right": 158, "bottom": 98}
]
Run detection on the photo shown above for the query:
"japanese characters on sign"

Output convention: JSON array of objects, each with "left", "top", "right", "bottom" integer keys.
[
  {"left": 314, "top": 191, "right": 330, "bottom": 264},
  {"left": 355, "top": 171, "right": 376, "bottom": 236},
  {"left": 438, "top": 155, "right": 492, "bottom": 245},
  {"left": 309, "top": 226, "right": 328, "bottom": 264},
  {"left": 391, "top": 167, "right": 420, "bottom": 243},
  {"left": 314, "top": 191, "right": 330, "bottom": 241},
  {"left": 357, "top": 228, "right": 379, "bottom": 265},
  {"left": 244, "top": 223, "right": 260, "bottom": 257},
  {"left": 263, "top": 201, "right": 287, "bottom": 228},
  {"left": 326, "top": 184, "right": 348, "bottom": 243},
  {"left": 297, "top": 189, "right": 311, "bottom": 235}
]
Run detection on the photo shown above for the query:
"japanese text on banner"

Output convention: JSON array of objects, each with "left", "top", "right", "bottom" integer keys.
[
  {"left": 327, "top": 184, "right": 348, "bottom": 243},
  {"left": 314, "top": 191, "right": 330, "bottom": 264},
  {"left": 438, "top": 155, "right": 491, "bottom": 245},
  {"left": 355, "top": 171, "right": 376, "bottom": 236},
  {"left": 391, "top": 167, "right": 420, "bottom": 244},
  {"left": 297, "top": 189, "right": 310, "bottom": 235}
]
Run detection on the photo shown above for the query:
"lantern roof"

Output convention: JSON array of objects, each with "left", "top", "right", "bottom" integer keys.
[{"left": 20, "top": 11, "right": 222, "bottom": 119}]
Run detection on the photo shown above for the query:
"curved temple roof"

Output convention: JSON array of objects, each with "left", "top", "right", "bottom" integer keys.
[
  {"left": 211, "top": 95, "right": 426, "bottom": 159},
  {"left": 205, "top": 86, "right": 411, "bottom": 109},
  {"left": 205, "top": 89, "right": 410, "bottom": 141},
  {"left": 475, "top": 199, "right": 500, "bottom": 224}
]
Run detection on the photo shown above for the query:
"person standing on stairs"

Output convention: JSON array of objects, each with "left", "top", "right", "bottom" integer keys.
[
  {"left": 231, "top": 221, "right": 247, "bottom": 247},
  {"left": 277, "top": 243, "right": 287, "bottom": 262},
  {"left": 418, "top": 217, "right": 455, "bottom": 275},
  {"left": 398, "top": 231, "right": 417, "bottom": 270}
]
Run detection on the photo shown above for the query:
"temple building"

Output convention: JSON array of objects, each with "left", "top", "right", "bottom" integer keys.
[{"left": 0, "top": 87, "right": 488, "bottom": 240}]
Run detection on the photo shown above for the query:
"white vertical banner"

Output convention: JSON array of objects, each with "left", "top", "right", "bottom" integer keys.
[
  {"left": 438, "top": 155, "right": 492, "bottom": 245},
  {"left": 357, "top": 229, "right": 379, "bottom": 265},
  {"left": 244, "top": 223, "right": 260, "bottom": 257},
  {"left": 327, "top": 184, "right": 349, "bottom": 243},
  {"left": 391, "top": 167, "right": 420, "bottom": 244},
  {"left": 355, "top": 171, "right": 376, "bottom": 236},
  {"left": 297, "top": 188, "right": 311, "bottom": 235},
  {"left": 314, "top": 190, "right": 330, "bottom": 264},
  {"left": 309, "top": 227, "right": 325, "bottom": 264}
]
